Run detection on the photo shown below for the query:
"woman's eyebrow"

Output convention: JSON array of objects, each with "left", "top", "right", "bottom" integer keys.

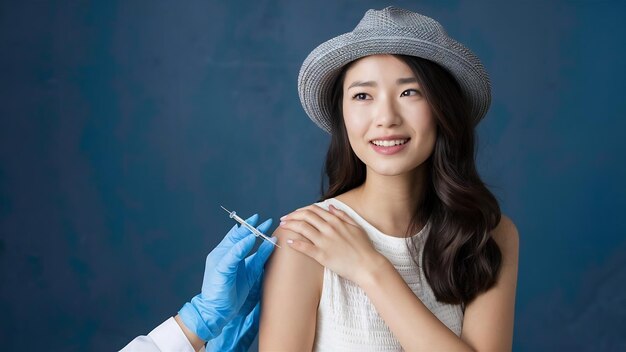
[
  {"left": 347, "top": 77, "right": 419, "bottom": 89},
  {"left": 397, "top": 77, "right": 418, "bottom": 85}
]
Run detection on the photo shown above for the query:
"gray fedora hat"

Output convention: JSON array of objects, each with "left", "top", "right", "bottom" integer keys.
[{"left": 297, "top": 6, "right": 492, "bottom": 134}]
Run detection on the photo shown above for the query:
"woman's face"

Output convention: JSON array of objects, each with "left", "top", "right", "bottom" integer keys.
[{"left": 341, "top": 54, "right": 437, "bottom": 177}]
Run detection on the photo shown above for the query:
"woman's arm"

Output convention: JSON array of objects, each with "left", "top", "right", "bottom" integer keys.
[
  {"left": 258, "top": 225, "right": 324, "bottom": 350},
  {"left": 359, "top": 215, "right": 519, "bottom": 352},
  {"left": 458, "top": 215, "right": 519, "bottom": 350}
]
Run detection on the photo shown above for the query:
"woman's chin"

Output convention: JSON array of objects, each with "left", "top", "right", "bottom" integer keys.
[
  {"left": 367, "top": 165, "right": 413, "bottom": 177},
  {"left": 364, "top": 159, "right": 427, "bottom": 178}
]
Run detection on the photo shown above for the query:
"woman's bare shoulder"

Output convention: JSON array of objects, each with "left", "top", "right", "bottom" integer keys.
[
  {"left": 259, "top": 203, "right": 326, "bottom": 349},
  {"left": 490, "top": 214, "right": 519, "bottom": 254},
  {"left": 265, "top": 198, "right": 337, "bottom": 279},
  {"left": 263, "top": 200, "right": 328, "bottom": 297},
  {"left": 269, "top": 223, "right": 325, "bottom": 275}
]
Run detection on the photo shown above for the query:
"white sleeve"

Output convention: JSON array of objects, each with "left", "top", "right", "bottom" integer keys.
[{"left": 119, "top": 316, "right": 204, "bottom": 352}]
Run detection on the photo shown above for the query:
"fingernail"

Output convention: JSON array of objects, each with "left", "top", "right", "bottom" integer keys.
[
  {"left": 280, "top": 215, "right": 286, "bottom": 220},
  {"left": 287, "top": 239, "right": 293, "bottom": 244},
  {"left": 280, "top": 221, "right": 286, "bottom": 226}
]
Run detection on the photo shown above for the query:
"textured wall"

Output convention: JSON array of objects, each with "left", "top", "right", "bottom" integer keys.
[{"left": 1, "top": 0, "right": 624, "bottom": 351}]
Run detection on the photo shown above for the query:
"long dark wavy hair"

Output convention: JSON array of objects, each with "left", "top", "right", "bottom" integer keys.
[{"left": 317, "top": 54, "right": 502, "bottom": 307}]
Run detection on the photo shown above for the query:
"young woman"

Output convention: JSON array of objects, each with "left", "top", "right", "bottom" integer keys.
[{"left": 259, "top": 6, "right": 519, "bottom": 352}]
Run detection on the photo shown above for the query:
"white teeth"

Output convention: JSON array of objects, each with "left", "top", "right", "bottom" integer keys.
[{"left": 371, "top": 139, "right": 409, "bottom": 147}]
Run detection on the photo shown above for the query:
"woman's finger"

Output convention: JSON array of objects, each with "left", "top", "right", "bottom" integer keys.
[
  {"left": 329, "top": 205, "right": 359, "bottom": 227},
  {"left": 280, "top": 219, "right": 324, "bottom": 246},
  {"left": 305, "top": 204, "right": 343, "bottom": 227},
  {"left": 282, "top": 206, "right": 335, "bottom": 235},
  {"left": 292, "top": 204, "right": 355, "bottom": 231},
  {"left": 286, "top": 239, "right": 323, "bottom": 263}
]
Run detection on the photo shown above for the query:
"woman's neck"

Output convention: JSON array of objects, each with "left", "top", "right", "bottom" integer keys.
[{"left": 339, "top": 166, "right": 426, "bottom": 237}]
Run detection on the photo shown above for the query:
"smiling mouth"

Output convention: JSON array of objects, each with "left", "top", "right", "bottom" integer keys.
[
  {"left": 369, "top": 138, "right": 411, "bottom": 155},
  {"left": 370, "top": 138, "right": 410, "bottom": 147}
]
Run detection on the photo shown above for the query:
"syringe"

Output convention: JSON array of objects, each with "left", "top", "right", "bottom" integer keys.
[{"left": 220, "top": 206, "right": 281, "bottom": 248}]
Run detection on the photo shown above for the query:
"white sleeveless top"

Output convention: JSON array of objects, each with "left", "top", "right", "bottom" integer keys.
[{"left": 311, "top": 198, "right": 464, "bottom": 351}]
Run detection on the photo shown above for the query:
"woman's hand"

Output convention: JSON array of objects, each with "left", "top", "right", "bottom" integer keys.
[{"left": 279, "top": 204, "right": 386, "bottom": 285}]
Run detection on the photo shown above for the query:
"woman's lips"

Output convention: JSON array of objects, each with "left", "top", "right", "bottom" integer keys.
[{"left": 370, "top": 139, "right": 410, "bottom": 155}]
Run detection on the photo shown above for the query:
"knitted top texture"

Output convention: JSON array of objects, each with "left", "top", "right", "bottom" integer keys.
[{"left": 311, "top": 198, "right": 464, "bottom": 351}]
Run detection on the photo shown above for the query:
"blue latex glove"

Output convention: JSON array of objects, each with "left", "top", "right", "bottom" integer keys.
[
  {"left": 206, "top": 272, "right": 265, "bottom": 351},
  {"left": 178, "top": 213, "right": 276, "bottom": 342}
]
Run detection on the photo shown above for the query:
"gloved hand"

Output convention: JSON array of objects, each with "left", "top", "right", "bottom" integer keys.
[
  {"left": 178, "top": 213, "right": 276, "bottom": 342},
  {"left": 206, "top": 272, "right": 264, "bottom": 351}
]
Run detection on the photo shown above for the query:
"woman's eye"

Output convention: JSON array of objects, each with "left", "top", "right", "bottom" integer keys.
[
  {"left": 352, "top": 93, "right": 369, "bottom": 100},
  {"left": 401, "top": 89, "right": 421, "bottom": 97}
]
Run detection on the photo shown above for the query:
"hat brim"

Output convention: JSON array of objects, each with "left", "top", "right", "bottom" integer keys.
[{"left": 298, "top": 30, "right": 491, "bottom": 134}]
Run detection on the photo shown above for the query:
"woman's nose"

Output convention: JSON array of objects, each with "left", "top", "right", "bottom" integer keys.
[{"left": 373, "top": 99, "right": 402, "bottom": 128}]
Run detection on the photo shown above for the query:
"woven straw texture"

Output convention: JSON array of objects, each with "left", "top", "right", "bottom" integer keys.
[{"left": 298, "top": 6, "right": 491, "bottom": 134}]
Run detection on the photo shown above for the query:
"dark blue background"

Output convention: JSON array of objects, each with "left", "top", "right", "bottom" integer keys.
[{"left": 1, "top": 0, "right": 625, "bottom": 351}]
